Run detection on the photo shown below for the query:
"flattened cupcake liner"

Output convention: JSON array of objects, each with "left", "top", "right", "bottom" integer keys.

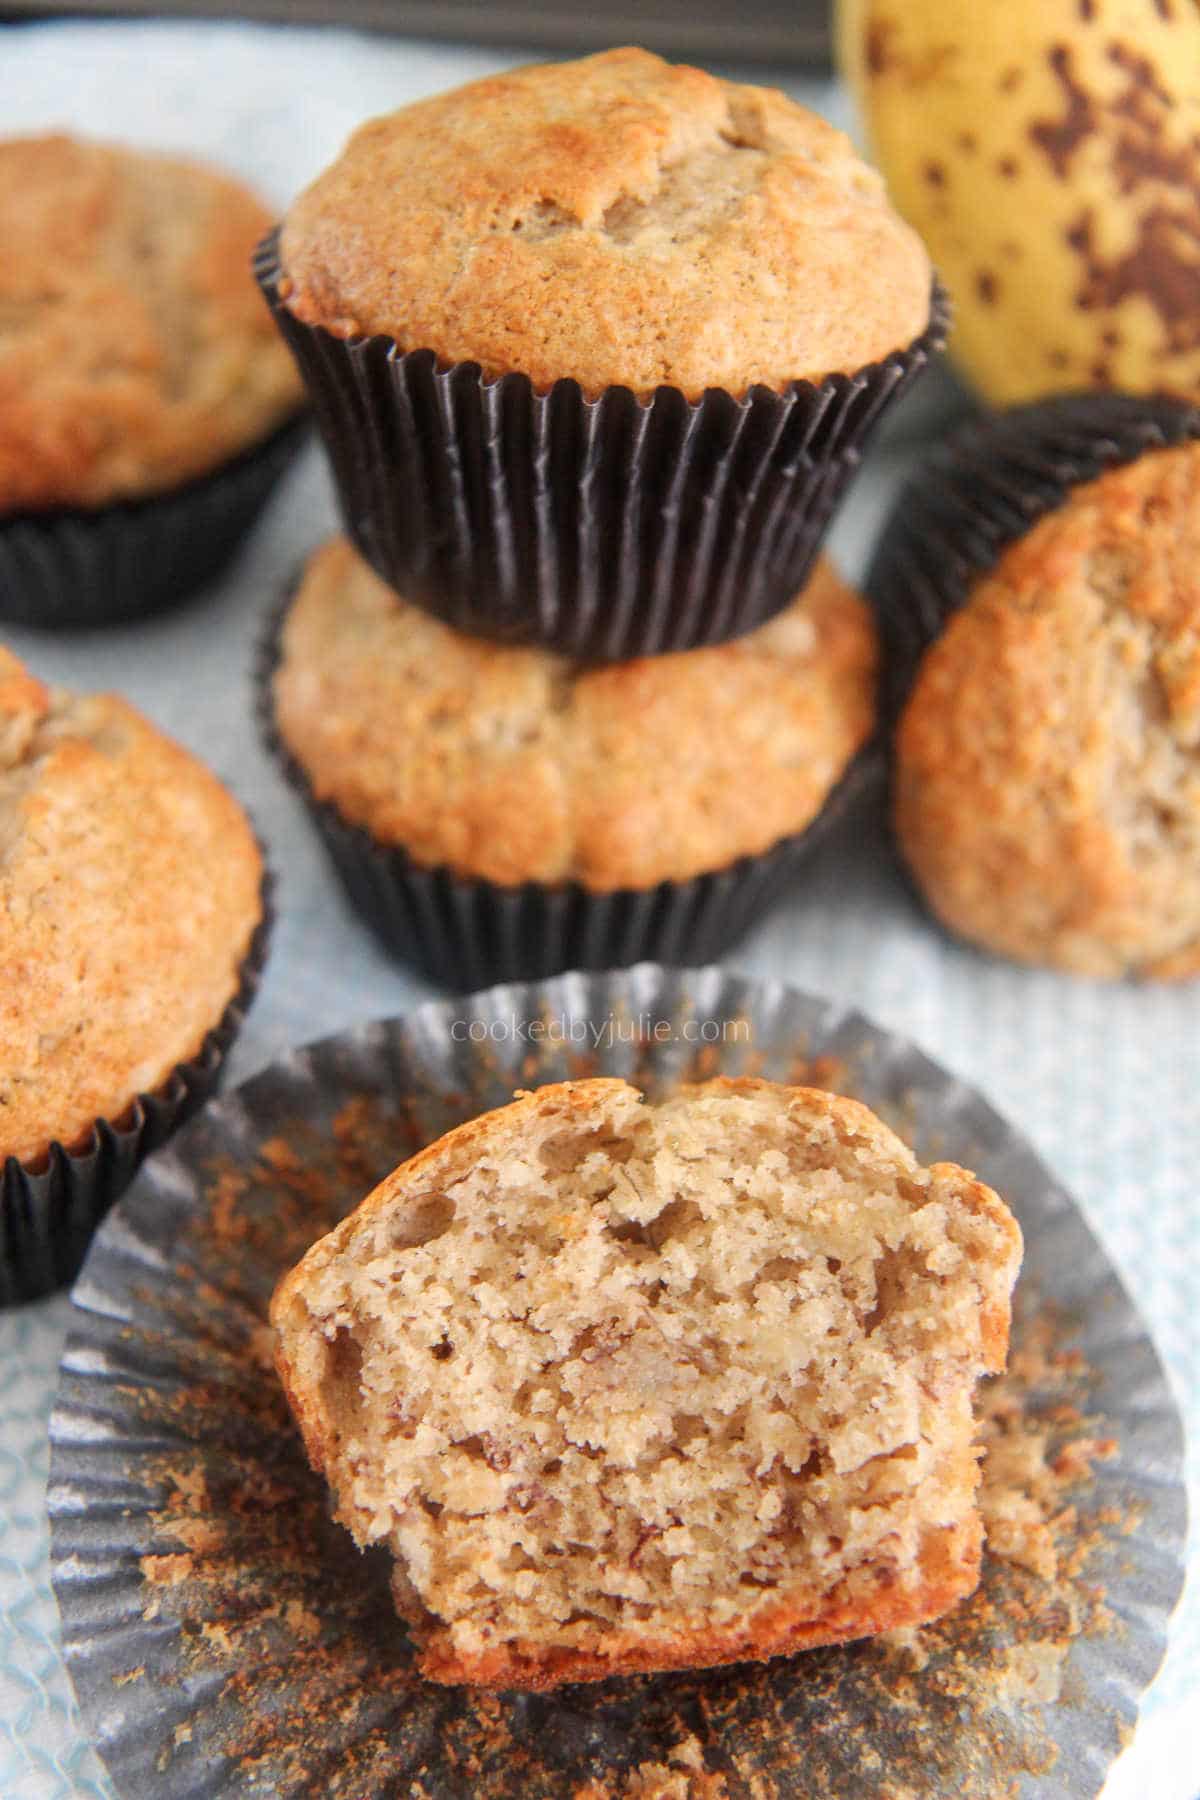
[
  {"left": 48, "top": 970, "right": 1186, "bottom": 1799},
  {"left": 256, "top": 586, "right": 880, "bottom": 987},
  {"left": 0, "top": 884, "right": 272, "bottom": 1308},
  {"left": 867, "top": 392, "right": 1200, "bottom": 723},
  {"left": 0, "top": 413, "right": 308, "bottom": 629},
  {"left": 256, "top": 230, "right": 948, "bottom": 661}
]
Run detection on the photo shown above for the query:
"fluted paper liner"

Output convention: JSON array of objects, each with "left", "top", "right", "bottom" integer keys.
[
  {"left": 257, "top": 582, "right": 880, "bottom": 986},
  {"left": 256, "top": 229, "right": 949, "bottom": 660},
  {"left": 0, "top": 884, "right": 271, "bottom": 1306},
  {"left": 47, "top": 967, "right": 1185, "bottom": 1798},
  {"left": 867, "top": 392, "right": 1200, "bottom": 724},
  {"left": 0, "top": 414, "right": 307, "bottom": 629}
]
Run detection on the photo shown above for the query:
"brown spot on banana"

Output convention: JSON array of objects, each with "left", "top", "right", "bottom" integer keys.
[
  {"left": 1067, "top": 205, "right": 1200, "bottom": 356},
  {"left": 1029, "top": 45, "right": 1097, "bottom": 179}
]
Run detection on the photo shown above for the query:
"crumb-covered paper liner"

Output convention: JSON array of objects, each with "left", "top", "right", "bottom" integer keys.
[
  {"left": 0, "top": 413, "right": 308, "bottom": 630},
  {"left": 256, "top": 229, "right": 949, "bottom": 661},
  {"left": 256, "top": 585, "right": 881, "bottom": 987},
  {"left": 0, "top": 885, "right": 271, "bottom": 1308},
  {"left": 867, "top": 392, "right": 1200, "bottom": 723},
  {"left": 48, "top": 967, "right": 1185, "bottom": 1799}
]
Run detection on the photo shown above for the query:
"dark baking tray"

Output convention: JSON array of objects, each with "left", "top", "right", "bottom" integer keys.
[{"left": 1, "top": 3, "right": 833, "bottom": 65}]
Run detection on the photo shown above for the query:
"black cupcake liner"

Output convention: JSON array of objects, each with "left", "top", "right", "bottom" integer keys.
[
  {"left": 0, "top": 881, "right": 272, "bottom": 1307},
  {"left": 256, "top": 583, "right": 880, "bottom": 988},
  {"left": 0, "top": 413, "right": 308, "bottom": 629},
  {"left": 867, "top": 392, "right": 1200, "bottom": 724},
  {"left": 256, "top": 229, "right": 948, "bottom": 661}
]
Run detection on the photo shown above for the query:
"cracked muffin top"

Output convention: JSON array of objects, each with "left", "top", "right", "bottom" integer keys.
[
  {"left": 0, "top": 648, "right": 264, "bottom": 1163},
  {"left": 271, "top": 535, "right": 877, "bottom": 890},
  {"left": 277, "top": 46, "right": 931, "bottom": 399},
  {"left": 895, "top": 439, "right": 1200, "bottom": 980},
  {"left": 0, "top": 133, "right": 303, "bottom": 512}
]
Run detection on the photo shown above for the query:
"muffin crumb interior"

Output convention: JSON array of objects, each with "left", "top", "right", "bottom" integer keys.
[{"left": 276, "top": 1080, "right": 1020, "bottom": 1676}]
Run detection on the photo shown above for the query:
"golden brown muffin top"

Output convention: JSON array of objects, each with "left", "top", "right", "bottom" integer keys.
[
  {"left": 273, "top": 536, "right": 877, "bottom": 890},
  {"left": 0, "top": 133, "right": 303, "bottom": 512},
  {"left": 278, "top": 47, "right": 931, "bottom": 399},
  {"left": 895, "top": 440, "right": 1200, "bottom": 980},
  {"left": 0, "top": 648, "right": 264, "bottom": 1163}
]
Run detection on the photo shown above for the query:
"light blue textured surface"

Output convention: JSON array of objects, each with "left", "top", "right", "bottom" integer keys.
[{"left": 0, "top": 21, "right": 1196, "bottom": 1799}]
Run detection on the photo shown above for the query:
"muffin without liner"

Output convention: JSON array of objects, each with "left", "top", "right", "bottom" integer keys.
[{"left": 272, "top": 1076, "right": 1022, "bottom": 1690}]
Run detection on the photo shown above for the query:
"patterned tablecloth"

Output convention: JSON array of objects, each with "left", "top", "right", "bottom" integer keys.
[{"left": 0, "top": 20, "right": 1196, "bottom": 1799}]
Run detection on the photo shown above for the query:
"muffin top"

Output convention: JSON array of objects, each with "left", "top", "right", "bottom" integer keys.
[
  {"left": 278, "top": 47, "right": 931, "bottom": 399},
  {"left": 273, "top": 536, "right": 876, "bottom": 889},
  {"left": 895, "top": 440, "right": 1200, "bottom": 980},
  {"left": 0, "top": 133, "right": 303, "bottom": 512},
  {"left": 0, "top": 649, "right": 264, "bottom": 1163}
]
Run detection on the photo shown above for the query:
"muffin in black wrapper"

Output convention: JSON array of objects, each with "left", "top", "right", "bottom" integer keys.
[
  {"left": 0, "top": 414, "right": 308, "bottom": 630},
  {"left": 867, "top": 392, "right": 1200, "bottom": 725},
  {"left": 0, "top": 887, "right": 271, "bottom": 1307},
  {"left": 256, "top": 589, "right": 880, "bottom": 989},
  {"left": 256, "top": 230, "right": 948, "bottom": 661}
]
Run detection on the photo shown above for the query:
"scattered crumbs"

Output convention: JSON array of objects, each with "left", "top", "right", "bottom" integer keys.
[
  {"left": 140, "top": 1553, "right": 193, "bottom": 1586},
  {"left": 103, "top": 1077, "right": 1158, "bottom": 1798},
  {"left": 877, "top": 1625, "right": 929, "bottom": 1671},
  {"left": 789, "top": 1053, "right": 849, "bottom": 1094},
  {"left": 282, "top": 1598, "right": 322, "bottom": 1643},
  {"left": 259, "top": 1136, "right": 304, "bottom": 1176},
  {"left": 209, "top": 1169, "right": 250, "bottom": 1245},
  {"left": 113, "top": 1667, "right": 145, "bottom": 1688},
  {"left": 999, "top": 1642, "right": 1066, "bottom": 1706},
  {"left": 164, "top": 1515, "right": 224, "bottom": 1556},
  {"left": 331, "top": 1096, "right": 391, "bottom": 1191},
  {"left": 166, "top": 1468, "right": 209, "bottom": 1513},
  {"left": 249, "top": 1321, "right": 279, "bottom": 1372},
  {"left": 979, "top": 1315, "right": 1121, "bottom": 1584},
  {"left": 574, "top": 1733, "right": 728, "bottom": 1800}
]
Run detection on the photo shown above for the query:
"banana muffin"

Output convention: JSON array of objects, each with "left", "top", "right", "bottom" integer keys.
[
  {"left": 260, "top": 48, "right": 943, "bottom": 659},
  {"left": 272, "top": 1076, "right": 1023, "bottom": 1689},
  {"left": 264, "top": 536, "right": 877, "bottom": 980},
  {"left": 0, "top": 645, "right": 266, "bottom": 1295},
  {"left": 0, "top": 133, "right": 305, "bottom": 626},
  {"left": 279, "top": 47, "right": 930, "bottom": 398},
  {"left": 889, "top": 419, "right": 1200, "bottom": 980},
  {"left": 0, "top": 133, "right": 300, "bottom": 512}
]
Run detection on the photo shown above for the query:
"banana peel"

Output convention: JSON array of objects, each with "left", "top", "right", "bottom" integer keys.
[{"left": 836, "top": 0, "right": 1200, "bottom": 405}]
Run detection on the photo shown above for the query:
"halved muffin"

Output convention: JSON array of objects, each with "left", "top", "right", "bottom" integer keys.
[{"left": 272, "top": 1076, "right": 1022, "bottom": 1689}]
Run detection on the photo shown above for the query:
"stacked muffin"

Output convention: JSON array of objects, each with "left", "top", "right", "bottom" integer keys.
[{"left": 258, "top": 48, "right": 947, "bottom": 985}]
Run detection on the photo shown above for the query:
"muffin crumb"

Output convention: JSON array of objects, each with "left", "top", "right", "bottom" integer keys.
[{"left": 272, "top": 1076, "right": 1021, "bottom": 1689}]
